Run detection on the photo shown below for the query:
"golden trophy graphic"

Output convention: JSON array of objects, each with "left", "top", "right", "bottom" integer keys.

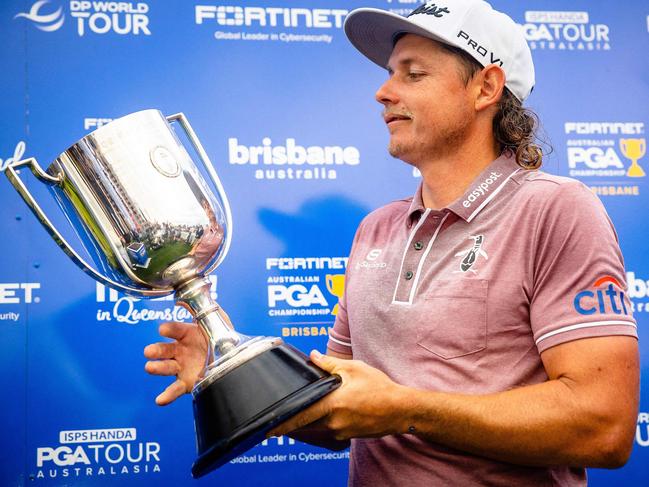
[
  {"left": 326, "top": 274, "right": 345, "bottom": 315},
  {"left": 620, "top": 138, "right": 646, "bottom": 178}
]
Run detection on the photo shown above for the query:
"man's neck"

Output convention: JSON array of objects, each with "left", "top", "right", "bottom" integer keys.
[{"left": 417, "top": 141, "right": 500, "bottom": 210}]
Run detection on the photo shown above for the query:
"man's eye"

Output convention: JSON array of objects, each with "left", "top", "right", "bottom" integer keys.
[{"left": 408, "top": 72, "right": 424, "bottom": 80}]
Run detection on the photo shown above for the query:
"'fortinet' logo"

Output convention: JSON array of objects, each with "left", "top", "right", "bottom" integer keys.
[
  {"left": 462, "top": 171, "right": 502, "bottom": 208},
  {"left": 195, "top": 6, "right": 348, "bottom": 28},
  {"left": 565, "top": 122, "right": 644, "bottom": 135},
  {"left": 0, "top": 283, "right": 40, "bottom": 304},
  {"left": 266, "top": 257, "right": 348, "bottom": 271}
]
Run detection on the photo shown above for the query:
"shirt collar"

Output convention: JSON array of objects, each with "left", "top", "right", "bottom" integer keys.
[{"left": 407, "top": 152, "right": 522, "bottom": 226}]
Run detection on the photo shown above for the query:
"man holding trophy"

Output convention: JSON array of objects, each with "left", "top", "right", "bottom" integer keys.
[
  {"left": 6, "top": 0, "right": 638, "bottom": 485},
  {"left": 144, "top": 2, "right": 639, "bottom": 486}
]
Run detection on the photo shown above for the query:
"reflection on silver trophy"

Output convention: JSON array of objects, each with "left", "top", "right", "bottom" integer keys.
[{"left": 5, "top": 109, "right": 340, "bottom": 478}]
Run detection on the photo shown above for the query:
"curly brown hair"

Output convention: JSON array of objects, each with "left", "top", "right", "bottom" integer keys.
[{"left": 439, "top": 43, "right": 545, "bottom": 169}]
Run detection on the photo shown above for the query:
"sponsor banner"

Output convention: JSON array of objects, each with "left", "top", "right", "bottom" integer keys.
[
  {"left": 84, "top": 117, "right": 113, "bottom": 130},
  {"left": 386, "top": 0, "right": 425, "bottom": 17},
  {"left": 228, "top": 137, "right": 361, "bottom": 181},
  {"left": 628, "top": 272, "right": 649, "bottom": 313},
  {"left": 194, "top": 4, "right": 350, "bottom": 44},
  {"left": 522, "top": 10, "right": 610, "bottom": 51},
  {"left": 228, "top": 436, "right": 349, "bottom": 466},
  {"left": 0, "top": 140, "right": 26, "bottom": 172},
  {"left": 0, "top": 282, "right": 41, "bottom": 322},
  {"left": 14, "top": 0, "right": 151, "bottom": 37},
  {"left": 265, "top": 256, "right": 347, "bottom": 338},
  {"left": 94, "top": 276, "right": 216, "bottom": 325},
  {"left": 33, "top": 426, "right": 161, "bottom": 480},
  {"left": 564, "top": 122, "right": 645, "bottom": 196},
  {"left": 638, "top": 412, "right": 649, "bottom": 447}
]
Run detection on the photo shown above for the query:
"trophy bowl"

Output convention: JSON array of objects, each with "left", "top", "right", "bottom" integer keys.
[{"left": 5, "top": 109, "right": 341, "bottom": 478}]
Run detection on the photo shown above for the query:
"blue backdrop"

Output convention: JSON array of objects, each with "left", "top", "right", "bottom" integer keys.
[{"left": 1, "top": 1, "right": 648, "bottom": 485}]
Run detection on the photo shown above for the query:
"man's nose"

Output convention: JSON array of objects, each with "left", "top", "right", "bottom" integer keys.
[{"left": 375, "top": 78, "right": 399, "bottom": 106}]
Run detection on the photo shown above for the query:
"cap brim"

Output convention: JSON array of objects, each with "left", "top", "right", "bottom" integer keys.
[{"left": 344, "top": 8, "right": 456, "bottom": 69}]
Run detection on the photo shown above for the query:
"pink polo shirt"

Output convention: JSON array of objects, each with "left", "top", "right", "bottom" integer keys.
[{"left": 328, "top": 153, "right": 637, "bottom": 486}]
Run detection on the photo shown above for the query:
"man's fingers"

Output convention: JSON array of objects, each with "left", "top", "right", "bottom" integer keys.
[
  {"left": 144, "top": 359, "right": 180, "bottom": 377},
  {"left": 159, "top": 321, "right": 192, "bottom": 340},
  {"left": 143, "top": 342, "right": 176, "bottom": 360},
  {"left": 310, "top": 349, "right": 340, "bottom": 373},
  {"left": 268, "top": 399, "right": 329, "bottom": 438},
  {"left": 155, "top": 380, "right": 188, "bottom": 406}
]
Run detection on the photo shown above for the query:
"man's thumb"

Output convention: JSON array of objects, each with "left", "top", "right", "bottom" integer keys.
[{"left": 309, "top": 349, "right": 337, "bottom": 372}]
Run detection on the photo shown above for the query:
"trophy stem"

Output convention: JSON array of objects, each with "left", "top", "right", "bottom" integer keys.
[{"left": 175, "top": 277, "right": 241, "bottom": 359}]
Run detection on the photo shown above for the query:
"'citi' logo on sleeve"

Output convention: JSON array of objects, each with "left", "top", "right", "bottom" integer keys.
[{"left": 573, "top": 276, "right": 629, "bottom": 316}]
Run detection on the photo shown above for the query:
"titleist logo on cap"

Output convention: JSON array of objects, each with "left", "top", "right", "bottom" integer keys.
[{"left": 408, "top": 2, "right": 451, "bottom": 18}]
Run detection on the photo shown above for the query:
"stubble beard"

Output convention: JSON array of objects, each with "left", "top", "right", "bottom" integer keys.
[{"left": 388, "top": 115, "right": 472, "bottom": 166}]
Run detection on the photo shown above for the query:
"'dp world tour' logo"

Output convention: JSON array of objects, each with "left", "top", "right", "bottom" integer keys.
[
  {"left": 34, "top": 427, "right": 161, "bottom": 480},
  {"left": 565, "top": 121, "right": 645, "bottom": 197},
  {"left": 94, "top": 277, "right": 216, "bottom": 325},
  {"left": 523, "top": 11, "right": 610, "bottom": 51},
  {"left": 14, "top": 0, "right": 151, "bottom": 36},
  {"left": 266, "top": 257, "right": 347, "bottom": 338}
]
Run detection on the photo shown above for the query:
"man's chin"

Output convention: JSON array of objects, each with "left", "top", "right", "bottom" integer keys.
[{"left": 388, "top": 144, "right": 417, "bottom": 166}]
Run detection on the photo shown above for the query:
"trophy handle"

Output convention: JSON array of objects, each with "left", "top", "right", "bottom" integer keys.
[
  {"left": 5, "top": 157, "right": 169, "bottom": 297},
  {"left": 166, "top": 112, "right": 233, "bottom": 274}
]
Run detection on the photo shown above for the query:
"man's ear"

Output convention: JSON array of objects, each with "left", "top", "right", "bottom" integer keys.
[{"left": 473, "top": 64, "right": 506, "bottom": 112}]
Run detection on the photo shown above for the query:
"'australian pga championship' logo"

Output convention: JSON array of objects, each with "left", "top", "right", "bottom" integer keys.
[
  {"left": 266, "top": 257, "right": 347, "bottom": 338},
  {"left": 564, "top": 122, "right": 646, "bottom": 196},
  {"left": 14, "top": 0, "right": 151, "bottom": 36},
  {"left": 34, "top": 427, "right": 161, "bottom": 480}
]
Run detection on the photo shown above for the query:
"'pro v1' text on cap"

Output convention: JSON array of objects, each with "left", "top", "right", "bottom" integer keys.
[{"left": 344, "top": 0, "right": 535, "bottom": 102}]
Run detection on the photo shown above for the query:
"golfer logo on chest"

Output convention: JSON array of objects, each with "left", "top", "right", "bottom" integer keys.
[{"left": 454, "top": 235, "right": 488, "bottom": 274}]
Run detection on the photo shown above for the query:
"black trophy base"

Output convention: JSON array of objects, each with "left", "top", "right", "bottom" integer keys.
[{"left": 191, "top": 341, "right": 341, "bottom": 478}]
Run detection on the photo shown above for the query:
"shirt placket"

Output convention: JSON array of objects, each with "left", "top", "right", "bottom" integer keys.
[{"left": 393, "top": 209, "right": 448, "bottom": 304}]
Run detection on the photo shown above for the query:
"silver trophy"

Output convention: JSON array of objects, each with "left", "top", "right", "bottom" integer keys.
[{"left": 5, "top": 109, "right": 340, "bottom": 478}]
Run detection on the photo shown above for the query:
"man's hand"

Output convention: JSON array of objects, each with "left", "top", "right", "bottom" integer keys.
[
  {"left": 268, "top": 350, "right": 408, "bottom": 440},
  {"left": 143, "top": 322, "right": 207, "bottom": 405}
]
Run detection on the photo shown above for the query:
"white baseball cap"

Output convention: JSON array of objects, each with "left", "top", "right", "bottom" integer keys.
[{"left": 344, "top": 0, "right": 535, "bottom": 102}]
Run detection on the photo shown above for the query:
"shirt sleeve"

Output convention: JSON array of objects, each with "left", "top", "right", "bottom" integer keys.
[
  {"left": 530, "top": 180, "right": 637, "bottom": 353},
  {"left": 327, "top": 220, "right": 366, "bottom": 356}
]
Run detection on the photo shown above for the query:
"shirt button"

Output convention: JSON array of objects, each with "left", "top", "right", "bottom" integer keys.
[
  {"left": 405, "top": 271, "right": 414, "bottom": 280},
  {"left": 413, "top": 241, "right": 423, "bottom": 250}
]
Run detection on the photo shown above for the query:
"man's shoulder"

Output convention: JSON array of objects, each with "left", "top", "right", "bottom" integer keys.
[{"left": 515, "top": 169, "right": 601, "bottom": 209}]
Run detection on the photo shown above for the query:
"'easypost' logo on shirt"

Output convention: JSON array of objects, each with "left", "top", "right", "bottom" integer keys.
[{"left": 462, "top": 171, "right": 502, "bottom": 208}]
